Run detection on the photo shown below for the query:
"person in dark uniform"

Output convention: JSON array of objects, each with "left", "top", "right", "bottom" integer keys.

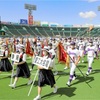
[
  {"left": 9, "top": 44, "right": 32, "bottom": 88},
  {"left": 34, "top": 46, "right": 57, "bottom": 100},
  {"left": 0, "top": 43, "right": 12, "bottom": 72}
]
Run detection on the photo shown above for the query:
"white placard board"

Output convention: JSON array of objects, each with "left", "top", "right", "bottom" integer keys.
[
  {"left": 0, "top": 49, "right": 4, "bottom": 56},
  {"left": 11, "top": 53, "right": 15, "bottom": 61},
  {"left": 33, "top": 56, "right": 51, "bottom": 69},
  {"left": 11, "top": 53, "right": 20, "bottom": 62}
]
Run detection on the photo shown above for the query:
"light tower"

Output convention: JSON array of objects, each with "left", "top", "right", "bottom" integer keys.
[
  {"left": 25, "top": 4, "right": 36, "bottom": 25},
  {"left": 98, "top": 6, "right": 100, "bottom": 11},
  {"left": 0, "top": 16, "right": 1, "bottom": 30}
]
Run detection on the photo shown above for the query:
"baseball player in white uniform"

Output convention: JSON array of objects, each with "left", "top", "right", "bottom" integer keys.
[
  {"left": 66, "top": 42, "right": 80, "bottom": 87},
  {"left": 78, "top": 38, "right": 85, "bottom": 63},
  {"left": 85, "top": 40, "right": 97, "bottom": 76}
]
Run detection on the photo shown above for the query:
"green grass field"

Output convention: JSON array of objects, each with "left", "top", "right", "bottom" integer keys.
[{"left": 0, "top": 56, "right": 100, "bottom": 100}]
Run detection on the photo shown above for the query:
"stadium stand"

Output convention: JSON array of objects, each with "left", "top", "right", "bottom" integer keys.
[{"left": 1, "top": 23, "right": 99, "bottom": 37}]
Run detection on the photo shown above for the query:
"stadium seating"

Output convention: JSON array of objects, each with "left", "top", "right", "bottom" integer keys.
[{"left": 1, "top": 23, "right": 99, "bottom": 37}]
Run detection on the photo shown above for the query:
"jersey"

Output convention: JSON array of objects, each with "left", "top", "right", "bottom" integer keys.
[
  {"left": 78, "top": 41, "right": 85, "bottom": 50},
  {"left": 85, "top": 46, "right": 96, "bottom": 57},
  {"left": 66, "top": 42, "right": 71, "bottom": 50},
  {"left": 67, "top": 48, "right": 80, "bottom": 63}
]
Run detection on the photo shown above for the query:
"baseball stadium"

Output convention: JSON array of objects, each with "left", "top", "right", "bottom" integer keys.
[{"left": 0, "top": 0, "right": 100, "bottom": 100}]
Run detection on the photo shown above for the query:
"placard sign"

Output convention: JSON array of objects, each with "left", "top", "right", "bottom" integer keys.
[
  {"left": 0, "top": 49, "right": 4, "bottom": 56},
  {"left": 33, "top": 56, "right": 51, "bottom": 69},
  {"left": 11, "top": 53, "right": 20, "bottom": 62}
]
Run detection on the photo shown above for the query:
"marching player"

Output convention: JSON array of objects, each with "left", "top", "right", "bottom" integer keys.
[
  {"left": 78, "top": 38, "right": 85, "bottom": 63},
  {"left": 16, "top": 39, "right": 20, "bottom": 52},
  {"left": 52, "top": 38, "right": 58, "bottom": 58},
  {"left": 37, "top": 38, "right": 42, "bottom": 56},
  {"left": 9, "top": 44, "right": 32, "bottom": 88},
  {"left": 66, "top": 42, "right": 80, "bottom": 87},
  {"left": 0, "top": 43, "right": 12, "bottom": 72},
  {"left": 52, "top": 39, "right": 58, "bottom": 50},
  {"left": 85, "top": 40, "right": 96, "bottom": 76},
  {"left": 64, "top": 37, "right": 72, "bottom": 70},
  {"left": 93, "top": 38, "right": 99, "bottom": 59},
  {"left": 63, "top": 38, "right": 68, "bottom": 51},
  {"left": 34, "top": 46, "right": 57, "bottom": 100},
  {"left": 31, "top": 41, "right": 39, "bottom": 70},
  {"left": 48, "top": 43, "right": 58, "bottom": 75}
]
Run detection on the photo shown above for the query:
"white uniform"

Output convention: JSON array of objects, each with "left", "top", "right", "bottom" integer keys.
[
  {"left": 49, "top": 49, "right": 56, "bottom": 66},
  {"left": 85, "top": 45, "right": 96, "bottom": 74},
  {"left": 49, "top": 49, "right": 56, "bottom": 57},
  {"left": 66, "top": 42, "right": 71, "bottom": 50},
  {"left": 32, "top": 45, "right": 39, "bottom": 65},
  {"left": 37, "top": 42, "right": 42, "bottom": 56},
  {"left": 78, "top": 41, "right": 85, "bottom": 57},
  {"left": 63, "top": 41, "right": 68, "bottom": 51},
  {"left": 93, "top": 41, "right": 99, "bottom": 58},
  {"left": 49, "top": 48, "right": 58, "bottom": 75},
  {"left": 67, "top": 48, "right": 80, "bottom": 75},
  {"left": 52, "top": 41, "right": 58, "bottom": 50},
  {"left": 66, "top": 48, "right": 80, "bottom": 86},
  {"left": 52, "top": 41, "right": 58, "bottom": 58},
  {"left": 16, "top": 44, "right": 20, "bottom": 52}
]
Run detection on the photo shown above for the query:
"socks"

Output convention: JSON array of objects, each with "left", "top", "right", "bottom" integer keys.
[
  {"left": 88, "top": 67, "right": 92, "bottom": 72},
  {"left": 69, "top": 75, "right": 73, "bottom": 82}
]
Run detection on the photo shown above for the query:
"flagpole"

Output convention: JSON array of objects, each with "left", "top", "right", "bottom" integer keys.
[{"left": 28, "top": 69, "right": 39, "bottom": 96}]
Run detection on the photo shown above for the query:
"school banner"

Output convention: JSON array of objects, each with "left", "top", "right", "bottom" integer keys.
[
  {"left": 26, "top": 39, "right": 33, "bottom": 56},
  {"left": 58, "top": 42, "right": 69, "bottom": 66}
]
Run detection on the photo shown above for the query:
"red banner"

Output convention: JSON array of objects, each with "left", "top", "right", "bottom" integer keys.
[
  {"left": 58, "top": 42, "right": 67, "bottom": 63},
  {"left": 28, "top": 15, "right": 33, "bottom": 25},
  {"left": 26, "top": 39, "right": 33, "bottom": 56},
  {"left": 58, "top": 42, "right": 70, "bottom": 67}
]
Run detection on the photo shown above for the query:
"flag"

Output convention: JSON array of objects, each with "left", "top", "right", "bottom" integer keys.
[
  {"left": 89, "top": 25, "right": 94, "bottom": 31},
  {"left": 5, "top": 38, "right": 10, "bottom": 56},
  {"left": 6, "top": 38, "right": 9, "bottom": 45},
  {"left": 41, "top": 42, "right": 44, "bottom": 57},
  {"left": 66, "top": 53, "right": 70, "bottom": 67},
  {"left": 26, "top": 39, "right": 33, "bottom": 56},
  {"left": 58, "top": 42, "right": 70, "bottom": 67}
]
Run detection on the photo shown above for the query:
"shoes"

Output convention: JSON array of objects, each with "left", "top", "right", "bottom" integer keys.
[
  {"left": 53, "top": 86, "right": 58, "bottom": 93},
  {"left": 66, "top": 81, "right": 71, "bottom": 87},
  {"left": 64, "top": 67, "right": 68, "bottom": 70},
  {"left": 86, "top": 69, "right": 92, "bottom": 76},
  {"left": 27, "top": 79, "right": 33, "bottom": 85},
  {"left": 30, "top": 68, "right": 33, "bottom": 71},
  {"left": 72, "top": 76, "right": 77, "bottom": 80},
  {"left": 86, "top": 71, "right": 89, "bottom": 76},
  {"left": 89, "top": 69, "right": 92, "bottom": 73},
  {"left": 9, "top": 84, "right": 16, "bottom": 88},
  {"left": 53, "top": 71, "right": 58, "bottom": 76},
  {"left": 82, "top": 60, "right": 84, "bottom": 63},
  {"left": 33, "top": 95, "right": 41, "bottom": 100}
]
